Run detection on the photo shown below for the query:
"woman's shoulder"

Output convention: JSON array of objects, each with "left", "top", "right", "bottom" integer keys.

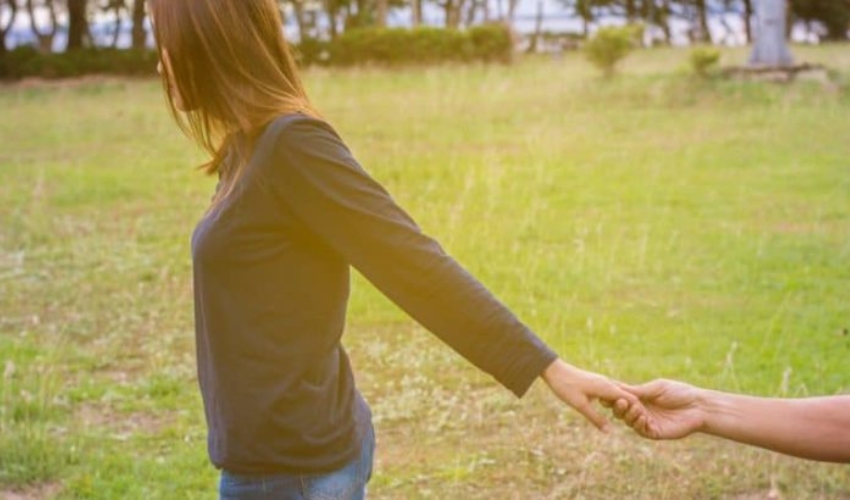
[
  {"left": 249, "top": 113, "right": 351, "bottom": 177},
  {"left": 261, "top": 113, "right": 339, "bottom": 147}
]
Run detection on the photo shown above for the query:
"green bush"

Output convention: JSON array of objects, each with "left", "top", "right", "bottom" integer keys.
[
  {"left": 325, "top": 24, "right": 513, "bottom": 66},
  {"left": 293, "top": 37, "right": 332, "bottom": 67},
  {"left": 0, "top": 47, "right": 158, "bottom": 80},
  {"left": 329, "top": 27, "right": 469, "bottom": 66},
  {"left": 468, "top": 23, "right": 514, "bottom": 63},
  {"left": 584, "top": 25, "right": 641, "bottom": 78},
  {"left": 689, "top": 46, "right": 721, "bottom": 78},
  {"left": 1, "top": 25, "right": 513, "bottom": 79}
]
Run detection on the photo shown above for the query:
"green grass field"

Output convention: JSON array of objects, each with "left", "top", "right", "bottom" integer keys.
[{"left": 2, "top": 45, "right": 850, "bottom": 499}]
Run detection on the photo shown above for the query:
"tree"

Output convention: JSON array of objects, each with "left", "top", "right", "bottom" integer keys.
[
  {"left": 749, "top": 0, "right": 793, "bottom": 65},
  {"left": 323, "top": 0, "right": 342, "bottom": 38},
  {"left": 527, "top": 0, "right": 543, "bottom": 51},
  {"left": 438, "top": 0, "right": 467, "bottom": 28},
  {"left": 653, "top": 0, "right": 673, "bottom": 44},
  {"left": 410, "top": 0, "right": 423, "bottom": 26},
  {"left": 131, "top": 0, "right": 146, "bottom": 49},
  {"left": 692, "top": 0, "right": 712, "bottom": 43},
  {"left": 742, "top": 0, "right": 753, "bottom": 42},
  {"left": 555, "top": 0, "right": 600, "bottom": 38},
  {"left": 790, "top": 0, "right": 850, "bottom": 40},
  {"left": 26, "top": 0, "right": 58, "bottom": 52},
  {"left": 66, "top": 0, "right": 89, "bottom": 51},
  {"left": 101, "top": 0, "right": 126, "bottom": 48},
  {"left": 375, "top": 0, "right": 387, "bottom": 26},
  {"left": 0, "top": 0, "right": 19, "bottom": 56},
  {"left": 505, "top": 0, "right": 520, "bottom": 23},
  {"left": 584, "top": 24, "right": 638, "bottom": 78}
]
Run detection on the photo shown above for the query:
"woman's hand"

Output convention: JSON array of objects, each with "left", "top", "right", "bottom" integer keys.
[{"left": 541, "top": 359, "right": 642, "bottom": 433}]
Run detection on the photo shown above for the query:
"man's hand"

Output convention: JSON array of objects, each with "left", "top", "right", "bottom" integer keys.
[
  {"left": 541, "top": 359, "right": 642, "bottom": 433},
  {"left": 613, "top": 379, "right": 707, "bottom": 440}
]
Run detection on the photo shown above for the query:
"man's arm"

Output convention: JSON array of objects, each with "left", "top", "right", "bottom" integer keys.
[{"left": 614, "top": 379, "right": 850, "bottom": 463}]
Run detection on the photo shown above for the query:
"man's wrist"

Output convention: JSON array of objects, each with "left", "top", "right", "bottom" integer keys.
[{"left": 696, "top": 388, "right": 724, "bottom": 435}]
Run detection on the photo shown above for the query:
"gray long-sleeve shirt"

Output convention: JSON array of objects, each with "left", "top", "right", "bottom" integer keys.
[{"left": 191, "top": 114, "right": 558, "bottom": 474}]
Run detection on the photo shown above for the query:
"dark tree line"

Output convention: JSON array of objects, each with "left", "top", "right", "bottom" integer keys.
[
  {"left": 557, "top": 0, "right": 848, "bottom": 44},
  {"left": 0, "top": 0, "right": 147, "bottom": 54},
  {"left": 0, "top": 0, "right": 847, "bottom": 56}
]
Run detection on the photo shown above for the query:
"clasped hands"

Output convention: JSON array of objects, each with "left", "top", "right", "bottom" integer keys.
[{"left": 543, "top": 359, "right": 703, "bottom": 440}]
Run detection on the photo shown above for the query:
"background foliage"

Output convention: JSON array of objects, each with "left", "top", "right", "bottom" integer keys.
[{"left": 0, "top": 0, "right": 849, "bottom": 78}]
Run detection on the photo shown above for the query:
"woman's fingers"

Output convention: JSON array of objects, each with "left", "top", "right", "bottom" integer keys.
[
  {"left": 617, "top": 380, "right": 664, "bottom": 400},
  {"left": 574, "top": 401, "right": 612, "bottom": 433},
  {"left": 594, "top": 378, "right": 640, "bottom": 406},
  {"left": 613, "top": 398, "right": 630, "bottom": 418}
]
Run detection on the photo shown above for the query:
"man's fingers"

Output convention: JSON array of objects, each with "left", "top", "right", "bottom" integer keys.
[
  {"left": 624, "top": 402, "right": 642, "bottom": 425},
  {"left": 635, "top": 414, "right": 650, "bottom": 436}
]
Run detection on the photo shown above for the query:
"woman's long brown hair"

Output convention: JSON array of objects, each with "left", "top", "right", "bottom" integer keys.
[{"left": 148, "top": 0, "right": 318, "bottom": 205}]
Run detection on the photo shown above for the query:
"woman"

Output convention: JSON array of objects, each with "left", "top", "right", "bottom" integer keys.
[{"left": 148, "top": 1, "right": 642, "bottom": 498}]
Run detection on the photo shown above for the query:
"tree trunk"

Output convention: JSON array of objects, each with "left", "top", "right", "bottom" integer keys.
[
  {"left": 350, "top": 0, "right": 368, "bottom": 28},
  {"left": 749, "top": 0, "right": 793, "bottom": 65},
  {"left": 291, "top": 0, "right": 308, "bottom": 39},
  {"left": 526, "top": 0, "right": 543, "bottom": 53},
  {"left": 1, "top": 0, "right": 19, "bottom": 55},
  {"left": 742, "top": 0, "right": 753, "bottom": 43},
  {"left": 375, "top": 0, "right": 387, "bottom": 27},
  {"left": 576, "top": 0, "right": 591, "bottom": 38},
  {"left": 506, "top": 0, "right": 519, "bottom": 24},
  {"left": 660, "top": 0, "right": 672, "bottom": 44},
  {"left": 784, "top": 0, "right": 792, "bottom": 39},
  {"left": 411, "top": 0, "right": 422, "bottom": 26},
  {"left": 131, "top": 0, "right": 146, "bottom": 49},
  {"left": 111, "top": 18, "right": 121, "bottom": 48},
  {"left": 109, "top": 2, "right": 123, "bottom": 48},
  {"left": 66, "top": 0, "right": 88, "bottom": 51},
  {"left": 27, "top": 0, "right": 58, "bottom": 53},
  {"left": 695, "top": 0, "right": 712, "bottom": 43},
  {"left": 443, "top": 0, "right": 455, "bottom": 27},
  {"left": 625, "top": 0, "right": 637, "bottom": 22},
  {"left": 455, "top": 0, "right": 468, "bottom": 27},
  {"left": 463, "top": 0, "right": 480, "bottom": 27},
  {"left": 325, "top": 0, "right": 339, "bottom": 39}
]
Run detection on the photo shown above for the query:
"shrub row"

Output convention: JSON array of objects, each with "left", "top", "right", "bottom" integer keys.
[
  {"left": 0, "top": 47, "right": 158, "bottom": 80},
  {"left": 0, "top": 24, "right": 513, "bottom": 80},
  {"left": 296, "top": 24, "right": 514, "bottom": 66}
]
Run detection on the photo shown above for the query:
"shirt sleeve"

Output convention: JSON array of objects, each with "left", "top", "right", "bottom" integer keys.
[{"left": 262, "top": 115, "right": 558, "bottom": 398}]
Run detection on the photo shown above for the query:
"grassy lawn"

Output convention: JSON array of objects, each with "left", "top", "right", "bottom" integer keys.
[{"left": 1, "top": 45, "right": 850, "bottom": 498}]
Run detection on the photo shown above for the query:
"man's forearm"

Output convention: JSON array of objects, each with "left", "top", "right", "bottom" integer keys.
[{"left": 699, "top": 391, "right": 850, "bottom": 463}]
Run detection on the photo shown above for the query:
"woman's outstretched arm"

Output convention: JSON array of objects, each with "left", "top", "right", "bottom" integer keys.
[
  {"left": 614, "top": 379, "right": 850, "bottom": 463},
  {"left": 259, "top": 114, "right": 642, "bottom": 428}
]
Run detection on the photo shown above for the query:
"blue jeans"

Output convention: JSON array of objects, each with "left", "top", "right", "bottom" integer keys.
[{"left": 219, "top": 425, "right": 375, "bottom": 500}]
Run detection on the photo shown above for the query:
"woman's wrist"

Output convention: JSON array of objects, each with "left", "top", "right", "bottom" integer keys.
[{"left": 541, "top": 359, "right": 572, "bottom": 386}]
